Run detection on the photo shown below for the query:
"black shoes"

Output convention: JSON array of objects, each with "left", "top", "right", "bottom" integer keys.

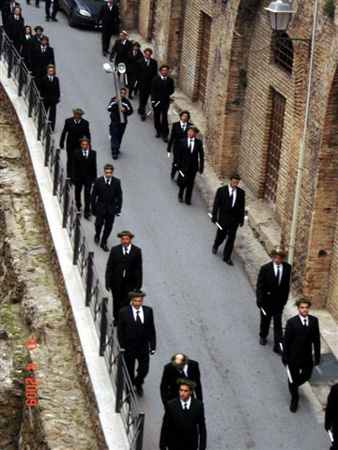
[
  {"left": 84, "top": 213, "right": 91, "bottom": 220},
  {"left": 101, "top": 243, "right": 109, "bottom": 252},
  {"left": 212, "top": 245, "right": 217, "bottom": 254},
  {"left": 140, "top": 115, "right": 146, "bottom": 121},
  {"left": 162, "top": 135, "right": 168, "bottom": 143},
  {"left": 290, "top": 400, "right": 298, "bottom": 413},
  {"left": 94, "top": 235, "right": 100, "bottom": 244},
  {"left": 185, "top": 199, "right": 191, "bottom": 205},
  {"left": 51, "top": 17, "right": 58, "bottom": 21},
  {"left": 259, "top": 337, "right": 267, "bottom": 346},
  {"left": 135, "top": 385, "right": 143, "bottom": 397},
  {"left": 112, "top": 152, "right": 118, "bottom": 160},
  {"left": 273, "top": 346, "right": 282, "bottom": 355},
  {"left": 102, "top": 51, "right": 107, "bottom": 57},
  {"left": 224, "top": 258, "right": 234, "bottom": 266},
  {"left": 155, "top": 132, "right": 161, "bottom": 138},
  {"left": 178, "top": 197, "right": 183, "bottom": 203}
]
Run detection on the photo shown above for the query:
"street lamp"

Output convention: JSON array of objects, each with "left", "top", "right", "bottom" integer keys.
[
  {"left": 103, "top": 62, "right": 127, "bottom": 123},
  {"left": 264, "top": 0, "right": 293, "bottom": 32}
]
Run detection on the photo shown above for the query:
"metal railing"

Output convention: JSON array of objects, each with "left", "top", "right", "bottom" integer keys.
[{"left": 1, "top": 28, "right": 144, "bottom": 450}]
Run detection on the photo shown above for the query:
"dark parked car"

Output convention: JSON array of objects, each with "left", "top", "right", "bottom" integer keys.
[{"left": 59, "top": 0, "right": 119, "bottom": 28}]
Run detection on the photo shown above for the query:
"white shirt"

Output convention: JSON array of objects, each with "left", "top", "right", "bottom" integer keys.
[
  {"left": 48, "top": 76, "right": 53, "bottom": 81},
  {"left": 123, "top": 244, "right": 131, "bottom": 255},
  {"left": 273, "top": 262, "right": 283, "bottom": 284},
  {"left": 180, "top": 121, "right": 187, "bottom": 131},
  {"left": 188, "top": 138, "right": 195, "bottom": 152},
  {"left": 83, "top": 150, "right": 88, "bottom": 158},
  {"left": 228, "top": 184, "right": 237, "bottom": 207},
  {"left": 299, "top": 315, "right": 308, "bottom": 326},
  {"left": 161, "top": 75, "right": 167, "bottom": 81},
  {"left": 132, "top": 306, "right": 144, "bottom": 323},
  {"left": 104, "top": 177, "right": 111, "bottom": 185},
  {"left": 180, "top": 397, "right": 192, "bottom": 410}
]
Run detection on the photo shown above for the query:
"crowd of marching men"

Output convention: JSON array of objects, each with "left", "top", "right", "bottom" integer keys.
[{"left": 2, "top": 2, "right": 338, "bottom": 448}]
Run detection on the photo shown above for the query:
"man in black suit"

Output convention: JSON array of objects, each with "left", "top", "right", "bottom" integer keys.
[
  {"left": 160, "top": 353, "right": 203, "bottom": 406},
  {"left": 97, "top": 0, "right": 120, "bottom": 56},
  {"left": 256, "top": 246, "right": 291, "bottom": 353},
  {"left": 45, "top": 0, "right": 59, "bottom": 21},
  {"left": 177, "top": 127, "right": 204, "bottom": 205},
  {"left": 117, "top": 291, "right": 156, "bottom": 396},
  {"left": 5, "top": 6, "right": 24, "bottom": 49},
  {"left": 126, "top": 41, "right": 142, "bottom": 99},
  {"left": 107, "top": 87, "right": 133, "bottom": 160},
  {"left": 105, "top": 230, "right": 142, "bottom": 324},
  {"left": 91, "top": 163, "right": 122, "bottom": 252},
  {"left": 72, "top": 138, "right": 97, "bottom": 219},
  {"left": 160, "top": 379, "right": 207, "bottom": 450},
  {"left": 282, "top": 298, "right": 321, "bottom": 413},
  {"left": 59, "top": 108, "right": 91, "bottom": 179},
  {"left": 325, "top": 383, "right": 338, "bottom": 449},
  {"left": 30, "top": 35, "right": 55, "bottom": 79},
  {"left": 211, "top": 172, "right": 245, "bottom": 266},
  {"left": 151, "top": 65, "right": 175, "bottom": 142},
  {"left": 30, "top": 25, "right": 44, "bottom": 51},
  {"left": 110, "top": 30, "right": 131, "bottom": 71},
  {"left": 1, "top": 0, "right": 17, "bottom": 27},
  {"left": 167, "top": 111, "right": 191, "bottom": 180},
  {"left": 38, "top": 64, "right": 60, "bottom": 131},
  {"left": 136, "top": 48, "right": 158, "bottom": 121}
]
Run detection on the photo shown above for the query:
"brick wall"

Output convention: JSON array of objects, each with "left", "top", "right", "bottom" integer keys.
[
  {"left": 138, "top": 0, "right": 153, "bottom": 40},
  {"left": 119, "top": 0, "right": 138, "bottom": 30}
]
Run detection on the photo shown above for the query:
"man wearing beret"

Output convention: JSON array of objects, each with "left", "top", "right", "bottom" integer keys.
[
  {"left": 60, "top": 108, "right": 91, "bottom": 179},
  {"left": 160, "top": 379, "right": 207, "bottom": 450},
  {"left": 256, "top": 246, "right": 291, "bottom": 354},
  {"left": 91, "top": 164, "right": 122, "bottom": 252},
  {"left": 105, "top": 231, "right": 142, "bottom": 325},
  {"left": 282, "top": 298, "right": 320, "bottom": 413},
  {"left": 167, "top": 111, "right": 191, "bottom": 180},
  {"left": 72, "top": 138, "right": 97, "bottom": 219},
  {"left": 211, "top": 172, "right": 245, "bottom": 265},
  {"left": 160, "top": 353, "right": 203, "bottom": 406},
  {"left": 325, "top": 383, "right": 338, "bottom": 449},
  {"left": 117, "top": 291, "right": 156, "bottom": 396},
  {"left": 177, "top": 127, "right": 204, "bottom": 205}
]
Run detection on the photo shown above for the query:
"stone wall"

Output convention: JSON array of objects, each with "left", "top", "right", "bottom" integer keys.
[{"left": 0, "top": 87, "right": 106, "bottom": 449}]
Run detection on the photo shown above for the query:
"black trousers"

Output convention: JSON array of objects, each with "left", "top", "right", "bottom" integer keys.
[
  {"left": 171, "top": 152, "right": 179, "bottom": 178},
  {"left": 95, "top": 213, "right": 115, "bottom": 244},
  {"left": 111, "top": 281, "right": 130, "bottom": 321},
  {"left": 288, "top": 360, "right": 313, "bottom": 402},
  {"left": 153, "top": 103, "right": 169, "bottom": 136},
  {"left": 178, "top": 172, "right": 197, "bottom": 203},
  {"left": 66, "top": 149, "right": 75, "bottom": 179},
  {"left": 127, "top": 72, "right": 138, "bottom": 96},
  {"left": 138, "top": 86, "right": 151, "bottom": 115},
  {"left": 45, "top": 0, "right": 58, "bottom": 18},
  {"left": 214, "top": 225, "right": 239, "bottom": 260},
  {"left": 74, "top": 182, "right": 92, "bottom": 214},
  {"left": 109, "top": 121, "right": 127, "bottom": 153},
  {"left": 124, "top": 344, "right": 149, "bottom": 388},
  {"left": 101, "top": 28, "right": 113, "bottom": 53},
  {"left": 43, "top": 101, "right": 57, "bottom": 131},
  {"left": 259, "top": 303, "right": 284, "bottom": 348}
]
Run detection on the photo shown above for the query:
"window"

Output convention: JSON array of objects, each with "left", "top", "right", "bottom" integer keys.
[{"left": 272, "top": 33, "right": 293, "bottom": 75}]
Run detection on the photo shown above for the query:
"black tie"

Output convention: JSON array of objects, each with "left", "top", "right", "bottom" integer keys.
[
  {"left": 83, "top": 152, "right": 87, "bottom": 159},
  {"left": 276, "top": 266, "right": 280, "bottom": 285},
  {"left": 106, "top": 179, "right": 110, "bottom": 185},
  {"left": 184, "top": 402, "right": 188, "bottom": 411},
  {"left": 124, "top": 246, "right": 128, "bottom": 255},
  {"left": 136, "top": 310, "right": 142, "bottom": 324},
  {"left": 303, "top": 318, "right": 307, "bottom": 327}
]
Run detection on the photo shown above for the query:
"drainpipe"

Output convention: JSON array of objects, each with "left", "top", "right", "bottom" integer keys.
[{"left": 288, "top": 0, "right": 319, "bottom": 266}]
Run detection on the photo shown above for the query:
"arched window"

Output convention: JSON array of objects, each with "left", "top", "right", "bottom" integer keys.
[{"left": 272, "top": 32, "right": 293, "bottom": 75}]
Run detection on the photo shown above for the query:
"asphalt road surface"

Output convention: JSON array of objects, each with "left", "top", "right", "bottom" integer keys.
[{"left": 19, "top": 6, "right": 328, "bottom": 449}]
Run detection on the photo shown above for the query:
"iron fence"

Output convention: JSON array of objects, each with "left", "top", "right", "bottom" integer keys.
[{"left": 1, "top": 28, "right": 144, "bottom": 450}]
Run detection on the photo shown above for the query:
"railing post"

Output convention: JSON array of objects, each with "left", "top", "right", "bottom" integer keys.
[
  {"left": 7, "top": 42, "right": 13, "bottom": 78},
  {"left": 62, "top": 179, "right": 71, "bottom": 228},
  {"left": 28, "top": 77, "right": 35, "bottom": 118},
  {"left": 18, "top": 57, "right": 24, "bottom": 96},
  {"left": 37, "top": 101, "right": 43, "bottom": 141},
  {"left": 53, "top": 148, "right": 60, "bottom": 195},
  {"left": 115, "top": 348, "right": 125, "bottom": 413},
  {"left": 73, "top": 212, "right": 81, "bottom": 265},
  {"left": 44, "top": 125, "right": 52, "bottom": 166},
  {"left": 99, "top": 297, "right": 108, "bottom": 356},
  {"left": 85, "top": 252, "right": 94, "bottom": 307},
  {"left": 135, "top": 413, "right": 145, "bottom": 450}
]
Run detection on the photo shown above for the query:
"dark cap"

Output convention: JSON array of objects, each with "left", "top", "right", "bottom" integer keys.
[
  {"left": 229, "top": 172, "right": 241, "bottom": 180},
  {"left": 129, "top": 291, "right": 146, "bottom": 298},
  {"left": 271, "top": 246, "right": 286, "bottom": 258},
  {"left": 117, "top": 230, "right": 134, "bottom": 238},
  {"left": 73, "top": 108, "right": 85, "bottom": 116},
  {"left": 79, "top": 137, "right": 90, "bottom": 144}
]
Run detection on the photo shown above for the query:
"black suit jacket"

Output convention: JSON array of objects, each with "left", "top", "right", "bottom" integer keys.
[
  {"left": 91, "top": 176, "right": 122, "bottom": 216},
  {"left": 136, "top": 58, "right": 158, "bottom": 89},
  {"left": 59, "top": 117, "right": 91, "bottom": 151},
  {"left": 126, "top": 48, "right": 143, "bottom": 75},
  {"left": 117, "top": 305, "right": 156, "bottom": 351},
  {"left": 282, "top": 314, "right": 321, "bottom": 366},
  {"left": 38, "top": 75, "right": 60, "bottom": 105},
  {"left": 256, "top": 261, "right": 291, "bottom": 309},
  {"left": 160, "top": 397, "right": 207, "bottom": 450},
  {"left": 30, "top": 45, "right": 55, "bottom": 78},
  {"left": 177, "top": 138, "right": 204, "bottom": 176},
  {"left": 325, "top": 383, "right": 338, "bottom": 432},
  {"left": 151, "top": 75, "right": 175, "bottom": 106},
  {"left": 105, "top": 244, "right": 142, "bottom": 291},
  {"left": 110, "top": 38, "right": 132, "bottom": 65},
  {"left": 160, "top": 360, "right": 203, "bottom": 404},
  {"left": 167, "top": 121, "right": 191, "bottom": 155},
  {"left": 212, "top": 185, "right": 245, "bottom": 230},
  {"left": 20, "top": 35, "right": 33, "bottom": 66},
  {"left": 97, "top": 3, "right": 119, "bottom": 30},
  {"left": 5, "top": 14, "right": 24, "bottom": 46},
  {"left": 72, "top": 149, "right": 97, "bottom": 185}
]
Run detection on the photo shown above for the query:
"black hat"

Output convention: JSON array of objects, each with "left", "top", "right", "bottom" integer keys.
[
  {"left": 79, "top": 137, "right": 90, "bottom": 144},
  {"left": 229, "top": 172, "right": 241, "bottom": 180},
  {"left": 117, "top": 230, "right": 134, "bottom": 238},
  {"left": 179, "top": 110, "right": 191, "bottom": 119},
  {"left": 176, "top": 378, "right": 197, "bottom": 390},
  {"left": 128, "top": 291, "right": 146, "bottom": 298},
  {"left": 295, "top": 298, "right": 312, "bottom": 307}
]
